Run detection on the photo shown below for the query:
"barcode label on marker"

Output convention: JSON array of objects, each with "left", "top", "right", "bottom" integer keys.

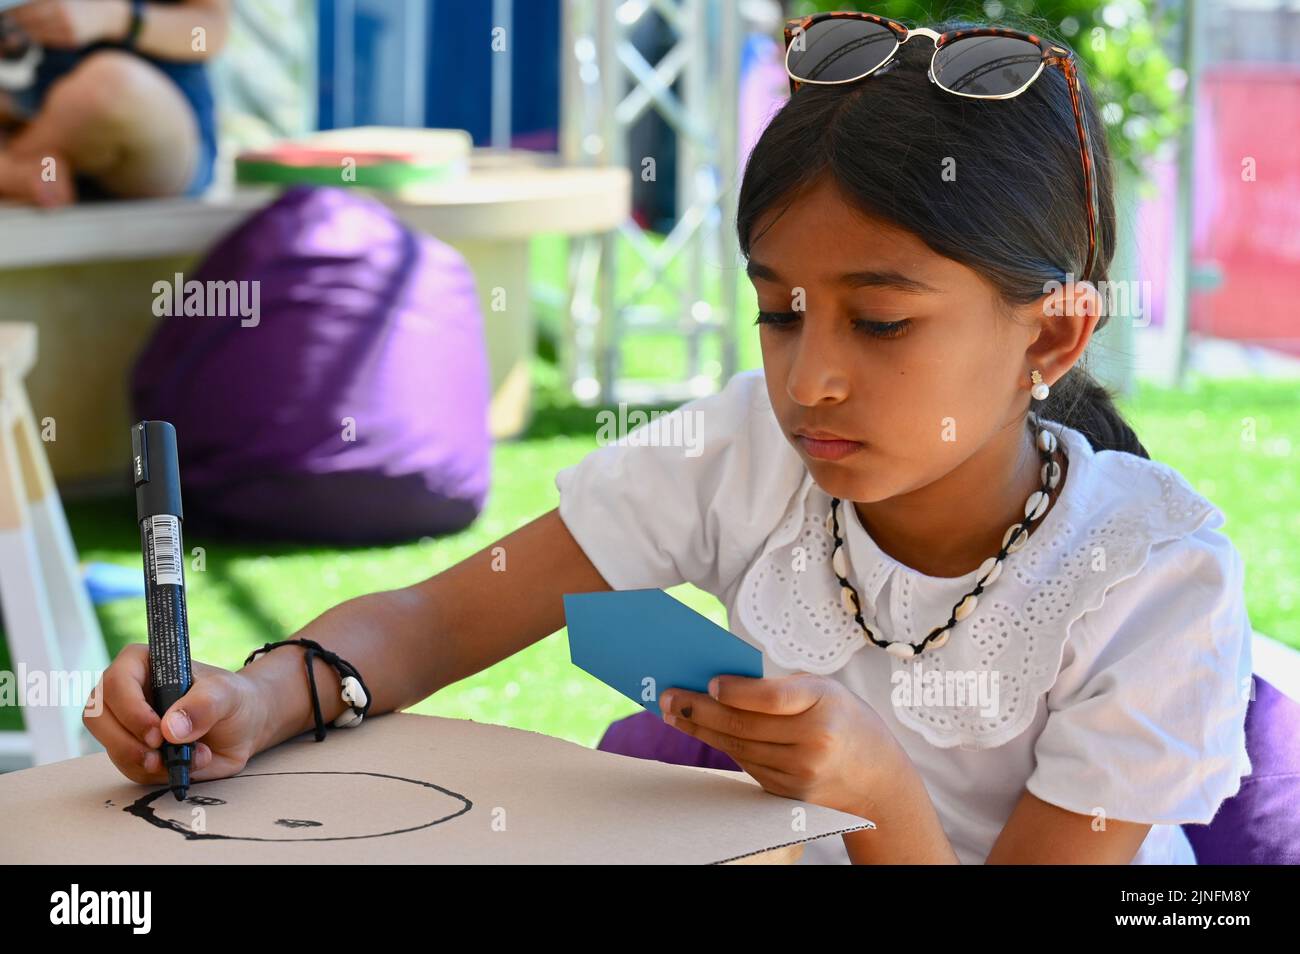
[{"left": 150, "top": 514, "right": 182, "bottom": 587}]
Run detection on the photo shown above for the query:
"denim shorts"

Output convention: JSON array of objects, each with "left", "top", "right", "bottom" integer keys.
[{"left": 7, "top": 52, "right": 216, "bottom": 198}]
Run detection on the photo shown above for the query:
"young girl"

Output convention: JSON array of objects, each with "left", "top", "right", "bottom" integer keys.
[{"left": 86, "top": 15, "right": 1254, "bottom": 864}]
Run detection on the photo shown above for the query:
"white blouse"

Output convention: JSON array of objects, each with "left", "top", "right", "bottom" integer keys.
[{"left": 555, "top": 369, "right": 1255, "bottom": 864}]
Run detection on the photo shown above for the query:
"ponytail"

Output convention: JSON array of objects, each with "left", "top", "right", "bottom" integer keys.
[{"left": 1037, "top": 364, "right": 1149, "bottom": 460}]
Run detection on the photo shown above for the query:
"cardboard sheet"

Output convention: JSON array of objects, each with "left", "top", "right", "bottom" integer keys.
[{"left": 0, "top": 711, "right": 872, "bottom": 863}]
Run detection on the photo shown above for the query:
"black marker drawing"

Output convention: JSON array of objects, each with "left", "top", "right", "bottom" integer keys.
[
  {"left": 184, "top": 794, "right": 226, "bottom": 807},
  {"left": 126, "top": 771, "right": 473, "bottom": 843}
]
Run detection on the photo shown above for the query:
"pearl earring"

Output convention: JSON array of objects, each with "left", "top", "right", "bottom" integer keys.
[{"left": 1030, "top": 369, "right": 1051, "bottom": 401}]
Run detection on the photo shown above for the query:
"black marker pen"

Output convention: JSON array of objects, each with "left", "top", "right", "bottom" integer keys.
[{"left": 132, "top": 421, "right": 193, "bottom": 801}]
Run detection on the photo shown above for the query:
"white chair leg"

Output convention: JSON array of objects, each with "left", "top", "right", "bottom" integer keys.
[
  {"left": 0, "top": 424, "right": 85, "bottom": 764},
  {"left": 13, "top": 387, "right": 108, "bottom": 682},
  {"left": 0, "top": 323, "right": 107, "bottom": 766}
]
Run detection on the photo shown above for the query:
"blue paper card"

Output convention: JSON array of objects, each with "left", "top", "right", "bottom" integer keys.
[{"left": 563, "top": 589, "right": 764, "bottom": 716}]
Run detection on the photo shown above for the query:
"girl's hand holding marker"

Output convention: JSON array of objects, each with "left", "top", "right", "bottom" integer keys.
[{"left": 85, "top": 643, "right": 267, "bottom": 787}]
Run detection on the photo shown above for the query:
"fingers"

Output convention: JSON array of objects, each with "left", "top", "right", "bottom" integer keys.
[
  {"left": 86, "top": 646, "right": 230, "bottom": 785},
  {"left": 88, "top": 694, "right": 215, "bottom": 785},
  {"left": 668, "top": 711, "right": 796, "bottom": 773},
  {"left": 160, "top": 676, "right": 234, "bottom": 746},
  {"left": 662, "top": 688, "right": 807, "bottom": 744},
  {"left": 141, "top": 744, "right": 223, "bottom": 786},
  {"left": 660, "top": 689, "right": 804, "bottom": 772},
  {"left": 85, "top": 703, "right": 158, "bottom": 783},
  {"left": 708, "top": 672, "right": 827, "bottom": 715},
  {"left": 97, "top": 644, "right": 163, "bottom": 748}
]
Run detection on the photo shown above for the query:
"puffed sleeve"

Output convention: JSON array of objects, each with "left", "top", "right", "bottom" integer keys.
[
  {"left": 1024, "top": 516, "right": 1255, "bottom": 825},
  {"left": 554, "top": 369, "right": 807, "bottom": 600}
]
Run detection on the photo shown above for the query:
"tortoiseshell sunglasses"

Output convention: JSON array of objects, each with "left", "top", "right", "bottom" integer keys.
[{"left": 784, "top": 12, "right": 1099, "bottom": 283}]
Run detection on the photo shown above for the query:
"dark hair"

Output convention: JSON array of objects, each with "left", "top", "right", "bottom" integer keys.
[{"left": 736, "top": 17, "right": 1149, "bottom": 459}]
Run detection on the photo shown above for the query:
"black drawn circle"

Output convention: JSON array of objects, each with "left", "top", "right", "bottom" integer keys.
[{"left": 125, "top": 771, "right": 473, "bottom": 842}]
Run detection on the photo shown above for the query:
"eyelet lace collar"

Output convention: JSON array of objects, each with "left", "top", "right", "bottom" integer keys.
[{"left": 735, "top": 421, "right": 1221, "bottom": 749}]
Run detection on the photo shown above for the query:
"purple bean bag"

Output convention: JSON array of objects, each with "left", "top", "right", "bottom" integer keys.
[
  {"left": 130, "top": 185, "right": 491, "bottom": 544},
  {"left": 597, "top": 675, "right": 1300, "bottom": 864},
  {"left": 1183, "top": 676, "right": 1300, "bottom": 864},
  {"left": 599, "top": 706, "right": 742, "bottom": 774}
]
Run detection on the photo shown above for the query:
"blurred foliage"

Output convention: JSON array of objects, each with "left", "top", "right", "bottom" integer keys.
[
  {"left": 789, "top": 0, "right": 1187, "bottom": 180},
  {"left": 211, "top": 0, "right": 316, "bottom": 150}
]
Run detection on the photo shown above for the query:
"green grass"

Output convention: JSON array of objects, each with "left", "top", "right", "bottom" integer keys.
[{"left": 1117, "top": 376, "right": 1300, "bottom": 650}]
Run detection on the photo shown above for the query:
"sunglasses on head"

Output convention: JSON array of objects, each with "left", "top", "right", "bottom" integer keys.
[{"left": 783, "top": 11, "right": 1100, "bottom": 284}]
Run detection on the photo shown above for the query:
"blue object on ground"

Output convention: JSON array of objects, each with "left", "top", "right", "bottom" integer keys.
[{"left": 83, "top": 562, "right": 146, "bottom": 605}]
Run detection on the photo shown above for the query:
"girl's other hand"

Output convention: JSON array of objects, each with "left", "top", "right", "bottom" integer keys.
[
  {"left": 83, "top": 643, "right": 270, "bottom": 787},
  {"left": 658, "top": 672, "right": 907, "bottom": 819}
]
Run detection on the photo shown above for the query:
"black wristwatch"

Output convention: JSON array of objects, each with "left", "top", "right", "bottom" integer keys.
[{"left": 123, "top": 0, "right": 146, "bottom": 49}]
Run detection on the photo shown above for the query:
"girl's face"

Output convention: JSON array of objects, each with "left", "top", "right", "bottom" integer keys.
[{"left": 748, "top": 175, "right": 1076, "bottom": 504}]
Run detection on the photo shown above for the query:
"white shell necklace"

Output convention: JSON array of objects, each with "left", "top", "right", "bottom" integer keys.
[{"left": 826, "top": 413, "right": 1065, "bottom": 659}]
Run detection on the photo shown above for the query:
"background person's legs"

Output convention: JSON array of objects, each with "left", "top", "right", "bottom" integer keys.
[
  {"left": 0, "top": 50, "right": 200, "bottom": 205},
  {"left": 0, "top": 89, "right": 18, "bottom": 127}
]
